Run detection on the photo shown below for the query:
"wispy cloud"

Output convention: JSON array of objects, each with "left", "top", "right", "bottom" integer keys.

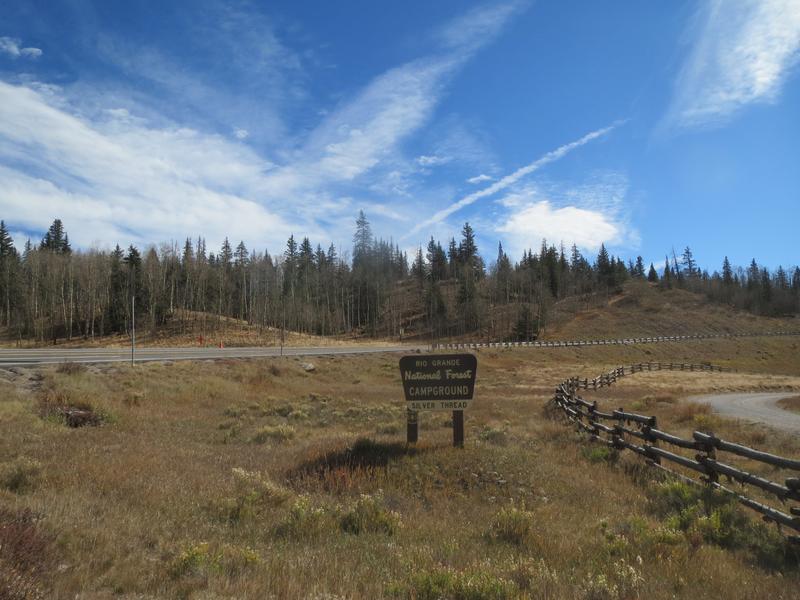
[
  {"left": 0, "top": 3, "right": 526, "bottom": 252},
  {"left": 0, "top": 81, "right": 299, "bottom": 250},
  {"left": 467, "top": 173, "right": 492, "bottom": 184},
  {"left": 0, "top": 37, "right": 42, "bottom": 59},
  {"left": 404, "top": 122, "right": 621, "bottom": 238},
  {"left": 416, "top": 154, "right": 452, "bottom": 167},
  {"left": 257, "top": 2, "right": 525, "bottom": 206},
  {"left": 666, "top": 0, "right": 800, "bottom": 129}
]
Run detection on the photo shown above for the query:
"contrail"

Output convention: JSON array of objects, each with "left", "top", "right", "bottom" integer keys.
[{"left": 404, "top": 121, "right": 622, "bottom": 238}]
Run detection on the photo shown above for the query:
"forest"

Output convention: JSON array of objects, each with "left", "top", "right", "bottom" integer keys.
[{"left": 0, "top": 213, "right": 798, "bottom": 344}]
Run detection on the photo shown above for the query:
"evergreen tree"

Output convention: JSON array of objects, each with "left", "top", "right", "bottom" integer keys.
[
  {"left": 634, "top": 256, "right": 645, "bottom": 278},
  {"left": 682, "top": 247, "right": 697, "bottom": 278},
  {"left": 40, "top": 219, "right": 71, "bottom": 253},
  {"left": 513, "top": 304, "right": 538, "bottom": 341},
  {"left": 661, "top": 256, "right": 672, "bottom": 288},
  {"left": 0, "top": 221, "right": 17, "bottom": 326},
  {"left": 647, "top": 263, "right": 658, "bottom": 283},
  {"left": 352, "top": 210, "right": 373, "bottom": 269},
  {"left": 722, "top": 256, "right": 734, "bottom": 285}
]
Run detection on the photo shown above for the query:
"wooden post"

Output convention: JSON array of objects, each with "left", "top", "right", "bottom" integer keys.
[
  {"left": 406, "top": 409, "right": 418, "bottom": 444},
  {"left": 453, "top": 410, "right": 464, "bottom": 448}
]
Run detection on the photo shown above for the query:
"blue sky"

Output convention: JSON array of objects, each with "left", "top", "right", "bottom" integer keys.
[{"left": 1, "top": 0, "right": 799, "bottom": 271}]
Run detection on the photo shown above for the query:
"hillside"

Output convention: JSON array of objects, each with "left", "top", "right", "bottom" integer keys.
[
  {"left": 2, "top": 281, "right": 796, "bottom": 349},
  {"left": 543, "top": 282, "right": 798, "bottom": 340}
]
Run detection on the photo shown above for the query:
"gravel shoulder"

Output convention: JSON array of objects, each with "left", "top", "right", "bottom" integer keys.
[{"left": 690, "top": 392, "right": 800, "bottom": 434}]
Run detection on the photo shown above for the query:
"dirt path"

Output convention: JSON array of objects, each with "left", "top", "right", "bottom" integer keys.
[{"left": 690, "top": 392, "right": 800, "bottom": 434}]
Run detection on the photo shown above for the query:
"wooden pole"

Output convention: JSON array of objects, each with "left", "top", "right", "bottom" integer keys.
[
  {"left": 131, "top": 295, "right": 135, "bottom": 367},
  {"left": 406, "top": 409, "right": 418, "bottom": 444},
  {"left": 453, "top": 410, "right": 464, "bottom": 448}
]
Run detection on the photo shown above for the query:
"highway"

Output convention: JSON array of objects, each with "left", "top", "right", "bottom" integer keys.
[
  {"left": 1, "top": 330, "right": 797, "bottom": 367},
  {"left": 0, "top": 344, "right": 430, "bottom": 367}
]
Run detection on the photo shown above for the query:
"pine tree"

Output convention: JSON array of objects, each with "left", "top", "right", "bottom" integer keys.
[
  {"left": 681, "top": 247, "right": 697, "bottom": 278},
  {"left": 40, "top": 219, "right": 70, "bottom": 253},
  {"left": 722, "top": 256, "right": 733, "bottom": 285},
  {"left": 0, "top": 221, "right": 17, "bottom": 326},
  {"left": 411, "top": 247, "right": 425, "bottom": 288},
  {"left": 513, "top": 304, "right": 538, "bottom": 341},
  {"left": 352, "top": 210, "right": 373, "bottom": 269},
  {"left": 662, "top": 256, "right": 672, "bottom": 288},
  {"left": 634, "top": 256, "right": 645, "bottom": 278},
  {"left": 647, "top": 263, "right": 658, "bottom": 282}
]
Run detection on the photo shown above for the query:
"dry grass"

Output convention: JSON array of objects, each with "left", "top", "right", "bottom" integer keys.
[
  {"left": 777, "top": 395, "right": 800, "bottom": 414},
  {"left": 0, "top": 338, "right": 799, "bottom": 598}
]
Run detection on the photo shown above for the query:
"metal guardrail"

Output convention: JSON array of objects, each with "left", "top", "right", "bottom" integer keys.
[{"left": 435, "top": 330, "right": 800, "bottom": 350}]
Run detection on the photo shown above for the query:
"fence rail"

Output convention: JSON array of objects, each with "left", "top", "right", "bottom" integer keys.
[
  {"left": 435, "top": 330, "right": 800, "bottom": 351},
  {"left": 550, "top": 360, "right": 800, "bottom": 541}
]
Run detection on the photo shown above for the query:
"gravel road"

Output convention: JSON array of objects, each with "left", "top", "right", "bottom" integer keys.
[{"left": 690, "top": 392, "right": 800, "bottom": 434}]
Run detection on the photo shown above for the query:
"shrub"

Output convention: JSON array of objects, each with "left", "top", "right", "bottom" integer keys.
[
  {"left": 579, "top": 559, "right": 644, "bottom": 600},
  {"left": 674, "top": 402, "right": 711, "bottom": 423},
  {"left": 388, "top": 565, "right": 516, "bottom": 600},
  {"left": 56, "top": 361, "right": 87, "bottom": 375},
  {"left": 582, "top": 445, "right": 617, "bottom": 464},
  {"left": 38, "top": 389, "right": 101, "bottom": 427},
  {"left": 340, "top": 492, "right": 401, "bottom": 536},
  {"left": 222, "top": 406, "right": 246, "bottom": 418},
  {"left": 251, "top": 424, "right": 295, "bottom": 444},
  {"left": 274, "top": 496, "right": 331, "bottom": 539},
  {"left": 485, "top": 503, "right": 536, "bottom": 546},
  {"left": 218, "top": 468, "right": 291, "bottom": 523},
  {"left": 170, "top": 541, "right": 220, "bottom": 578},
  {"left": 478, "top": 425, "right": 508, "bottom": 446},
  {"left": 507, "top": 558, "right": 559, "bottom": 596},
  {"left": 169, "top": 541, "right": 260, "bottom": 578},
  {"left": 0, "top": 458, "right": 42, "bottom": 493},
  {"left": 0, "top": 507, "right": 53, "bottom": 597},
  {"left": 646, "top": 479, "right": 799, "bottom": 568}
]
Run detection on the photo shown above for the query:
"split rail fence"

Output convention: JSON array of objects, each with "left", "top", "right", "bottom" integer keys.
[
  {"left": 435, "top": 330, "right": 800, "bottom": 351},
  {"left": 551, "top": 361, "right": 800, "bottom": 542}
]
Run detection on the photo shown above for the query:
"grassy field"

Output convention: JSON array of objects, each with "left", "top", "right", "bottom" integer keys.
[{"left": 1, "top": 336, "right": 800, "bottom": 599}]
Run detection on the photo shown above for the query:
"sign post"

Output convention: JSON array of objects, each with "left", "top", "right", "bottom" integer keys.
[
  {"left": 406, "top": 408, "right": 418, "bottom": 444},
  {"left": 399, "top": 353, "right": 477, "bottom": 447}
]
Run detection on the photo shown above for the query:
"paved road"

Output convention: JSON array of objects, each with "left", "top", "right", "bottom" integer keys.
[
  {"left": 0, "top": 345, "right": 430, "bottom": 367},
  {"left": 691, "top": 392, "right": 800, "bottom": 434}
]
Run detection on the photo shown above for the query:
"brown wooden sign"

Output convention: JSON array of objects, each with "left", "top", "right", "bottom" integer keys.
[{"left": 399, "top": 354, "right": 477, "bottom": 411}]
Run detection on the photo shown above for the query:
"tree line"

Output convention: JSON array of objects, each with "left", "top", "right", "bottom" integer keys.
[{"left": 0, "top": 216, "right": 797, "bottom": 344}]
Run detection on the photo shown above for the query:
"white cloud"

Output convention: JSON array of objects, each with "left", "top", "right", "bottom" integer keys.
[
  {"left": 416, "top": 154, "right": 451, "bottom": 167},
  {"left": 498, "top": 201, "right": 620, "bottom": 254},
  {"left": 405, "top": 122, "right": 621, "bottom": 238},
  {"left": 494, "top": 172, "right": 634, "bottom": 258},
  {"left": 668, "top": 0, "right": 800, "bottom": 128},
  {"left": 0, "top": 81, "right": 299, "bottom": 250},
  {"left": 467, "top": 173, "right": 492, "bottom": 184},
  {"left": 0, "top": 37, "right": 42, "bottom": 59},
  {"left": 0, "top": 3, "right": 525, "bottom": 252}
]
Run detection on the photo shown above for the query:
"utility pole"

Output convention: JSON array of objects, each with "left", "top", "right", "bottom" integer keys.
[{"left": 131, "top": 295, "right": 135, "bottom": 367}]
